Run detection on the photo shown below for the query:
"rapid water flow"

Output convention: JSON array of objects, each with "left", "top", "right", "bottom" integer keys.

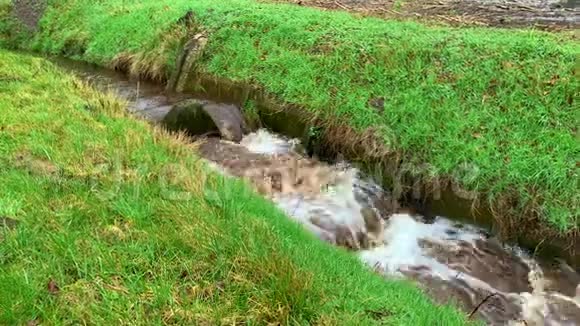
[
  {"left": 54, "top": 58, "right": 580, "bottom": 325},
  {"left": 224, "top": 130, "right": 580, "bottom": 325}
]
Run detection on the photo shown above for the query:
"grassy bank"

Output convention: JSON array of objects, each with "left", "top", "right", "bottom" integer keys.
[
  {"left": 6, "top": 0, "right": 577, "bottom": 234},
  {"left": 0, "top": 0, "right": 10, "bottom": 47},
  {"left": 0, "top": 49, "right": 471, "bottom": 324}
]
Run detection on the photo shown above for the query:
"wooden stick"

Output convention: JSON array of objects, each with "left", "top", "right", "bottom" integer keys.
[{"left": 468, "top": 293, "right": 498, "bottom": 319}]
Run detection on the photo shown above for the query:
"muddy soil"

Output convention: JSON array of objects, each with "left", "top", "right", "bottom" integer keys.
[
  {"left": 272, "top": 0, "right": 579, "bottom": 29},
  {"left": 11, "top": 0, "right": 47, "bottom": 31}
]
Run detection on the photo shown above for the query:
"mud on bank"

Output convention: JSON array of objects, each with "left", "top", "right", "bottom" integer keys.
[
  {"left": 5, "top": 0, "right": 579, "bottom": 264},
  {"left": 270, "top": 0, "right": 579, "bottom": 30}
]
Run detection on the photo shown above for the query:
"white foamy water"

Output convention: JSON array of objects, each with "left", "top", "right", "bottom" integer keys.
[
  {"left": 239, "top": 129, "right": 300, "bottom": 154},
  {"left": 272, "top": 170, "right": 377, "bottom": 246},
  {"left": 359, "top": 214, "right": 481, "bottom": 277},
  {"left": 214, "top": 129, "right": 580, "bottom": 325}
]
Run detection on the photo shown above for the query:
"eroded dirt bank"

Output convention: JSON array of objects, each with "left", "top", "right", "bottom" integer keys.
[{"left": 272, "top": 0, "right": 579, "bottom": 29}]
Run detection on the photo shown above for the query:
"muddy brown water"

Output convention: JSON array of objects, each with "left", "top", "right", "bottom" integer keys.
[{"left": 50, "top": 57, "right": 580, "bottom": 325}]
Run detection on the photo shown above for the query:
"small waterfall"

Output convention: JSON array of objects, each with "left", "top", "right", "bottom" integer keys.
[{"left": 226, "top": 129, "right": 580, "bottom": 325}]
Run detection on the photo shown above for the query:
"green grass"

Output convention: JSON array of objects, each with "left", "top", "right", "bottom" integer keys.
[
  {"left": 0, "top": 50, "right": 472, "bottom": 324},
  {"left": 0, "top": 0, "right": 11, "bottom": 47},
  {"left": 10, "top": 0, "right": 577, "bottom": 233}
]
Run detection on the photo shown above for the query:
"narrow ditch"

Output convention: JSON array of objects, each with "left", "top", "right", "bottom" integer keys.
[{"left": 50, "top": 56, "right": 580, "bottom": 325}]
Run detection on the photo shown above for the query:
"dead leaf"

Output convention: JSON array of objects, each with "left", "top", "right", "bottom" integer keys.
[
  {"left": 502, "top": 61, "right": 513, "bottom": 69},
  {"left": 47, "top": 279, "right": 60, "bottom": 295},
  {"left": 547, "top": 75, "right": 560, "bottom": 86}
]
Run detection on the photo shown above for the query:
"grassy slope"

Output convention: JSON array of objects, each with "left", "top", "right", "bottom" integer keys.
[
  {"left": 18, "top": 0, "right": 578, "bottom": 232},
  {"left": 0, "top": 0, "right": 10, "bottom": 47},
  {"left": 0, "top": 50, "right": 471, "bottom": 324}
]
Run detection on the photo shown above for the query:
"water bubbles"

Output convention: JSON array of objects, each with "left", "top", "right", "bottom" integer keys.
[{"left": 212, "top": 129, "right": 580, "bottom": 325}]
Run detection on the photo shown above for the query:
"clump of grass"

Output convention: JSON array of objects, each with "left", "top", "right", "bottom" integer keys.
[
  {"left": 243, "top": 99, "right": 262, "bottom": 129},
  {"left": 0, "top": 0, "right": 12, "bottom": 46},
  {"left": 0, "top": 50, "right": 471, "bottom": 324},
  {"left": 11, "top": 0, "right": 577, "bottom": 233}
]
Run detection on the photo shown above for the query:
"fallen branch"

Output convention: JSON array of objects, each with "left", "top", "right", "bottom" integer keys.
[
  {"left": 468, "top": 293, "right": 498, "bottom": 319},
  {"left": 333, "top": 1, "right": 348, "bottom": 10}
]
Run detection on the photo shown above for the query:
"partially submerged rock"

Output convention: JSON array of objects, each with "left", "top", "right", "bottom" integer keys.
[
  {"left": 162, "top": 99, "right": 247, "bottom": 142},
  {"left": 162, "top": 100, "right": 216, "bottom": 136},
  {"left": 203, "top": 102, "right": 248, "bottom": 142}
]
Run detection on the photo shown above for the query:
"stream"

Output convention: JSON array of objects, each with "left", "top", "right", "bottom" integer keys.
[{"left": 53, "top": 58, "right": 580, "bottom": 325}]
